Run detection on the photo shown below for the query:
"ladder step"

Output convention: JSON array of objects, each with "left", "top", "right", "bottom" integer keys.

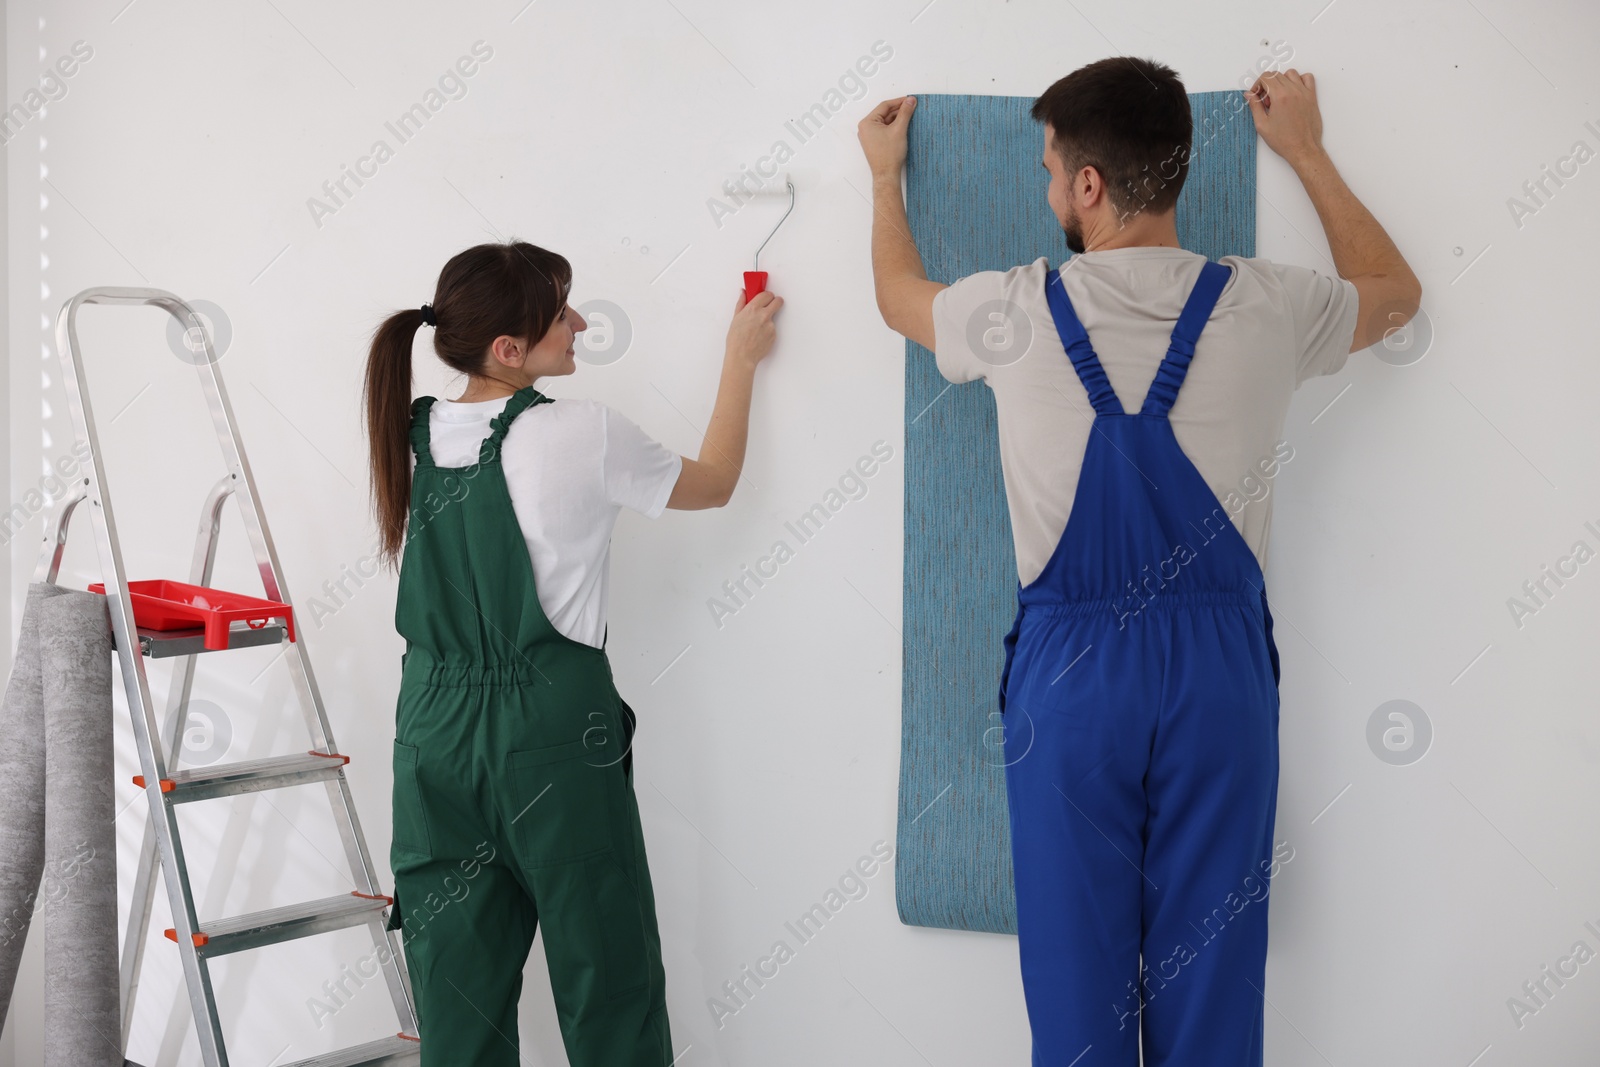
[
  {"left": 165, "top": 891, "right": 392, "bottom": 958},
  {"left": 133, "top": 750, "right": 349, "bottom": 803},
  {"left": 279, "top": 1033, "right": 420, "bottom": 1067},
  {"left": 112, "top": 620, "right": 288, "bottom": 659}
]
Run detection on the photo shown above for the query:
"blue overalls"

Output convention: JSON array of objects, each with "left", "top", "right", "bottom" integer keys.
[{"left": 999, "top": 261, "right": 1283, "bottom": 1066}]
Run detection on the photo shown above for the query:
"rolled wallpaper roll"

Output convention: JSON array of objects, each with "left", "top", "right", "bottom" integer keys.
[
  {"left": 39, "top": 589, "right": 119, "bottom": 1067},
  {"left": 0, "top": 582, "right": 72, "bottom": 1025}
]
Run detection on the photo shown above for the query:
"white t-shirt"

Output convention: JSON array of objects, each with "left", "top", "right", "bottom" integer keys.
[
  {"left": 931, "top": 247, "right": 1360, "bottom": 585},
  {"left": 418, "top": 395, "right": 682, "bottom": 648}
]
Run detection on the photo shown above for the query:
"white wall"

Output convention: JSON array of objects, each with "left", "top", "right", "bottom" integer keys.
[{"left": 4, "top": 1, "right": 1599, "bottom": 1064}]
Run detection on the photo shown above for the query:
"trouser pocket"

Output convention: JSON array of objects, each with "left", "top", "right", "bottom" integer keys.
[
  {"left": 392, "top": 740, "right": 433, "bottom": 860},
  {"left": 385, "top": 884, "right": 404, "bottom": 932},
  {"left": 619, "top": 697, "right": 636, "bottom": 782},
  {"left": 506, "top": 740, "right": 615, "bottom": 866}
]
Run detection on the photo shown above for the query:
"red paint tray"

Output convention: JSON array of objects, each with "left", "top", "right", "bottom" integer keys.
[{"left": 87, "top": 579, "right": 296, "bottom": 651}]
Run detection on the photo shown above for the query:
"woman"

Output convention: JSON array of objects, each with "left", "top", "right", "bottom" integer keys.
[{"left": 362, "top": 240, "right": 780, "bottom": 1066}]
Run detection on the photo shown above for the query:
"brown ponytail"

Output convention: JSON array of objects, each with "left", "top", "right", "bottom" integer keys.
[{"left": 363, "top": 240, "right": 573, "bottom": 569}]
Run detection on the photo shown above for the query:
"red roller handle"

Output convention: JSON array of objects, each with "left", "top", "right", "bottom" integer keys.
[{"left": 743, "top": 271, "right": 768, "bottom": 304}]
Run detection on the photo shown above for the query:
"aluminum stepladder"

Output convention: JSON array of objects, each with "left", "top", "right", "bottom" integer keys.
[{"left": 37, "top": 288, "right": 420, "bottom": 1067}]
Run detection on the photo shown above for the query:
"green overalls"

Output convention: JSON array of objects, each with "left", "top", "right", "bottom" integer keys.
[{"left": 385, "top": 385, "right": 672, "bottom": 1066}]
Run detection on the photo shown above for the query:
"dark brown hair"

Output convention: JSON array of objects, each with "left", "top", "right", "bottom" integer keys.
[
  {"left": 1030, "top": 57, "right": 1192, "bottom": 222},
  {"left": 363, "top": 240, "right": 572, "bottom": 568}
]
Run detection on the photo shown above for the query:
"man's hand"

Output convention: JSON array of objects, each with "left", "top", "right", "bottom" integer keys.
[
  {"left": 1247, "top": 69, "right": 1423, "bottom": 353},
  {"left": 858, "top": 95, "right": 917, "bottom": 179},
  {"left": 1245, "top": 70, "right": 1323, "bottom": 166}
]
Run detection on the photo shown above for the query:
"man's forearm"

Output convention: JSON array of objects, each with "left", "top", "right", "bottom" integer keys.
[
  {"left": 1290, "top": 146, "right": 1417, "bottom": 289},
  {"left": 870, "top": 173, "right": 928, "bottom": 311}
]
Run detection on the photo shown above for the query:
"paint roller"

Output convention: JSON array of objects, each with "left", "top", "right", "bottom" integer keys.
[{"left": 743, "top": 173, "right": 795, "bottom": 304}]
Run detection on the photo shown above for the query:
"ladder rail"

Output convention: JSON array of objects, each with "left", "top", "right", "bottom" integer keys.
[
  {"left": 54, "top": 288, "right": 230, "bottom": 1064},
  {"left": 117, "top": 473, "right": 231, "bottom": 1048},
  {"left": 32, "top": 480, "right": 87, "bottom": 583},
  {"left": 46, "top": 287, "right": 418, "bottom": 1065}
]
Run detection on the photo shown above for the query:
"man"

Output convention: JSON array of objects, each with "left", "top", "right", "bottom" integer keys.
[{"left": 857, "top": 58, "right": 1420, "bottom": 1066}]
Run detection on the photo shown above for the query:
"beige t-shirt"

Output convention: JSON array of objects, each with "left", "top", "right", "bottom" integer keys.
[{"left": 930, "top": 247, "right": 1359, "bottom": 585}]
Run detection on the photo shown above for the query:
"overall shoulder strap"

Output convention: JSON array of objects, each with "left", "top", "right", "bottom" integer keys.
[
  {"left": 1045, "top": 267, "right": 1124, "bottom": 417},
  {"left": 477, "top": 386, "right": 554, "bottom": 464},
  {"left": 1140, "top": 260, "right": 1232, "bottom": 417},
  {"left": 409, "top": 396, "right": 438, "bottom": 466}
]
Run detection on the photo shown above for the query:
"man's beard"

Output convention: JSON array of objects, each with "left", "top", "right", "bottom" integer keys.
[{"left": 1062, "top": 200, "right": 1085, "bottom": 255}]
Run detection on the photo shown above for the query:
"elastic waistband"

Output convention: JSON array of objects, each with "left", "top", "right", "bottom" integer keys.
[
  {"left": 402, "top": 661, "right": 543, "bottom": 688},
  {"left": 1019, "top": 589, "right": 1262, "bottom": 618},
  {"left": 400, "top": 649, "right": 591, "bottom": 689}
]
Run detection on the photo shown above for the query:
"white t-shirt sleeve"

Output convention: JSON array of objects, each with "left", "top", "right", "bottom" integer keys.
[
  {"left": 1269, "top": 261, "right": 1361, "bottom": 386},
  {"left": 601, "top": 404, "right": 682, "bottom": 518},
  {"left": 930, "top": 269, "right": 1010, "bottom": 384}
]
